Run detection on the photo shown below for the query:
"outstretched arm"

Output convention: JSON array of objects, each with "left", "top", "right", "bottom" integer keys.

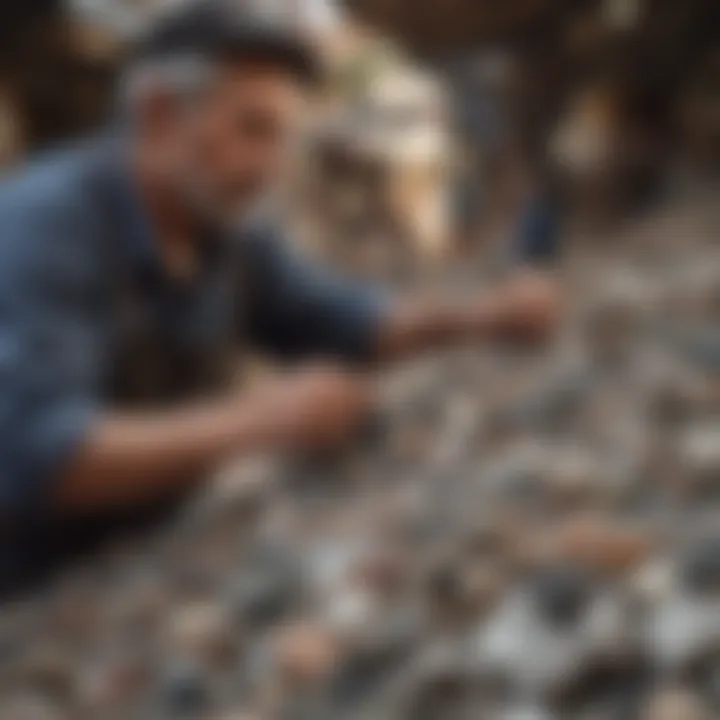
[
  {"left": 243, "top": 226, "right": 561, "bottom": 366},
  {"left": 374, "top": 270, "right": 561, "bottom": 363}
]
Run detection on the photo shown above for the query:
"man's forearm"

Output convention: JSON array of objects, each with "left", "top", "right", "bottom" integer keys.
[
  {"left": 374, "top": 298, "right": 490, "bottom": 362},
  {"left": 375, "top": 272, "right": 560, "bottom": 363},
  {"left": 51, "top": 366, "right": 372, "bottom": 515},
  {"left": 52, "top": 399, "right": 275, "bottom": 514}
]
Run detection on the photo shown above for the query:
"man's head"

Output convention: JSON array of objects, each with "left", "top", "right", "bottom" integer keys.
[{"left": 124, "top": 1, "right": 320, "bottom": 226}]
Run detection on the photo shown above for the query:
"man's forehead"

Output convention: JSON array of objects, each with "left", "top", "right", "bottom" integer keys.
[
  {"left": 219, "top": 57, "right": 306, "bottom": 90},
  {"left": 214, "top": 59, "right": 308, "bottom": 102},
  {"left": 204, "top": 61, "right": 308, "bottom": 115}
]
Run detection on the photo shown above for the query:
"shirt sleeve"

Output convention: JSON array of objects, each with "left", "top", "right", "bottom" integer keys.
[
  {"left": 242, "top": 224, "right": 387, "bottom": 363},
  {"left": 0, "top": 180, "right": 105, "bottom": 513}
]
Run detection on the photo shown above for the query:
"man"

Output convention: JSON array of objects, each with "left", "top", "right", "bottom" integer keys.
[{"left": 0, "top": 1, "right": 559, "bottom": 593}]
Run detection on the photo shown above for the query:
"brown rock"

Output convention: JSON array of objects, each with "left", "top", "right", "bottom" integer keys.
[
  {"left": 539, "top": 515, "right": 654, "bottom": 575},
  {"left": 273, "top": 623, "right": 341, "bottom": 686},
  {"left": 0, "top": 696, "right": 63, "bottom": 720},
  {"left": 642, "top": 688, "right": 709, "bottom": 720},
  {"left": 78, "top": 657, "right": 150, "bottom": 712},
  {"left": 164, "top": 601, "right": 236, "bottom": 663},
  {"left": 351, "top": 547, "right": 410, "bottom": 598},
  {"left": 545, "top": 449, "right": 601, "bottom": 508},
  {"left": 16, "top": 645, "right": 76, "bottom": 703}
]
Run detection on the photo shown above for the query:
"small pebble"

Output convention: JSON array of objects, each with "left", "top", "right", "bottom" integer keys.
[
  {"left": 164, "top": 601, "right": 235, "bottom": 663},
  {"left": 161, "top": 659, "right": 210, "bottom": 716},
  {"left": 273, "top": 623, "right": 341, "bottom": 687},
  {"left": 642, "top": 687, "right": 709, "bottom": 720}
]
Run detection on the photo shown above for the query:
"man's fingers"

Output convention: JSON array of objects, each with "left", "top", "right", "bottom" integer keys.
[{"left": 495, "top": 271, "right": 563, "bottom": 344}]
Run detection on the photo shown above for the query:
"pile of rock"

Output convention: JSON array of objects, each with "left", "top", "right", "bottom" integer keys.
[{"left": 0, "top": 194, "right": 718, "bottom": 719}]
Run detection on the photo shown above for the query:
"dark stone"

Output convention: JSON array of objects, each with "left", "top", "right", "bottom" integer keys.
[
  {"left": 426, "top": 560, "right": 464, "bottom": 605},
  {"left": 705, "top": 662, "right": 720, "bottom": 710},
  {"left": 400, "top": 648, "right": 478, "bottom": 720},
  {"left": 508, "top": 372, "right": 593, "bottom": 432},
  {"left": 329, "top": 612, "right": 418, "bottom": 708},
  {"left": 227, "top": 543, "right": 302, "bottom": 626},
  {"left": 359, "top": 411, "right": 392, "bottom": 451},
  {"left": 681, "top": 536, "right": 720, "bottom": 596},
  {"left": 650, "top": 385, "right": 694, "bottom": 428},
  {"left": 681, "top": 649, "right": 720, "bottom": 710},
  {"left": 161, "top": 660, "right": 209, "bottom": 716},
  {"left": 531, "top": 564, "right": 596, "bottom": 627},
  {"left": 492, "top": 466, "right": 545, "bottom": 510},
  {"left": 550, "top": 649, "right": 653, "bottom": 717},
  {"left": 669, "top": 327, "right": 720, "bottom": 375}
]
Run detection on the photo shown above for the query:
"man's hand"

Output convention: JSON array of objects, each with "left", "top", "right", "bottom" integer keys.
[
  {"left": 482, "top": 271, "right": 562, "bottom": 347},
  {"left": 376, "top": 271, "right": 562, "bottom": 362},
  {"left": 252, "top": 365, "right": 375, "bottom": 450},
  {"left": 54, "top": 365, "right": 374, "bottom": 514}
]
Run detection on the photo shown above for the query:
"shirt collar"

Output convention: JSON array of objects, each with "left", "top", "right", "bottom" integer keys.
[
  {"left": 94, "top": 136, "right": 162, "bottom": 284},
  {"left": 94, "top": 136, "right": 226, "bottom": 289}
]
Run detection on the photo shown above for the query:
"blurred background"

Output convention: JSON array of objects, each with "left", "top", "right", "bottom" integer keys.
[{"left": 1, "top": 1, "right": 720, "bottom": 718}]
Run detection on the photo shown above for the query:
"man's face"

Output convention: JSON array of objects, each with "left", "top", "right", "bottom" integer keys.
[{"left": 164, "top": 60, "right": 308, "bottom": 225}]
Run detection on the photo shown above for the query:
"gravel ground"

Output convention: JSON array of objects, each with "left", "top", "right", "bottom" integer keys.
[{"left": 0, "top": 191, "right": 719, "bottom": 720}]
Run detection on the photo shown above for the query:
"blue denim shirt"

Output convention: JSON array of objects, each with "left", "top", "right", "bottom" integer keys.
[{"left": 0, "top": 139, "right": 382, "bottom": 587}]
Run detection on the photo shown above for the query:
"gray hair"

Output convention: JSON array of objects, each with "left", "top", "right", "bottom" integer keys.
[{"left": 119, "top": 55, "right": 216, "bottom": 116}]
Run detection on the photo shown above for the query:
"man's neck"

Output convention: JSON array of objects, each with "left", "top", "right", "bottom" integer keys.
[{"left": 132, "top": 147, "right": 202, "bottom": 283}]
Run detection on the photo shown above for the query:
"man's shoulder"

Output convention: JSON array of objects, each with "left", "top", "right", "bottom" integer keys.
[
  {"left": 0, "top": 141, "right": 102, "bottom": 223},
  {"left": 0, "top": 140, "right": 114, "bottom": 282}
]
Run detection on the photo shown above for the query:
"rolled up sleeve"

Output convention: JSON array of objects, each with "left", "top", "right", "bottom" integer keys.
[
  {"left": 0, "top": 190, "right": 105, "bottom": 512},
  {"left": 0, "top": 358, "right": 98, "bottom": 510},
  {"left": 243, "top": 226, "right": 387, "bottom": 363}
]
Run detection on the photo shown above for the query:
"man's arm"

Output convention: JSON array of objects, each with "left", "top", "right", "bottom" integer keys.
[
  {"left": 0, "top": 195, "right": 372, "bottom": 518},
  {"left": 375, "top": 270, "right": 562, "bottom": 362},
  {"left": 52, "top": 367, "right": 371, "bottom": 514},
  {"left": 53, "top": 401, "right": 262, "bottom": 513},
  {"left": 48, "top": 265, "right": 558, "bottom": 514},
  {"left": 57, "top": 266, "right": 559, "bottom": 514},
  {"left": 243, "top": 227, "right": 561, "bottom": 366}
]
